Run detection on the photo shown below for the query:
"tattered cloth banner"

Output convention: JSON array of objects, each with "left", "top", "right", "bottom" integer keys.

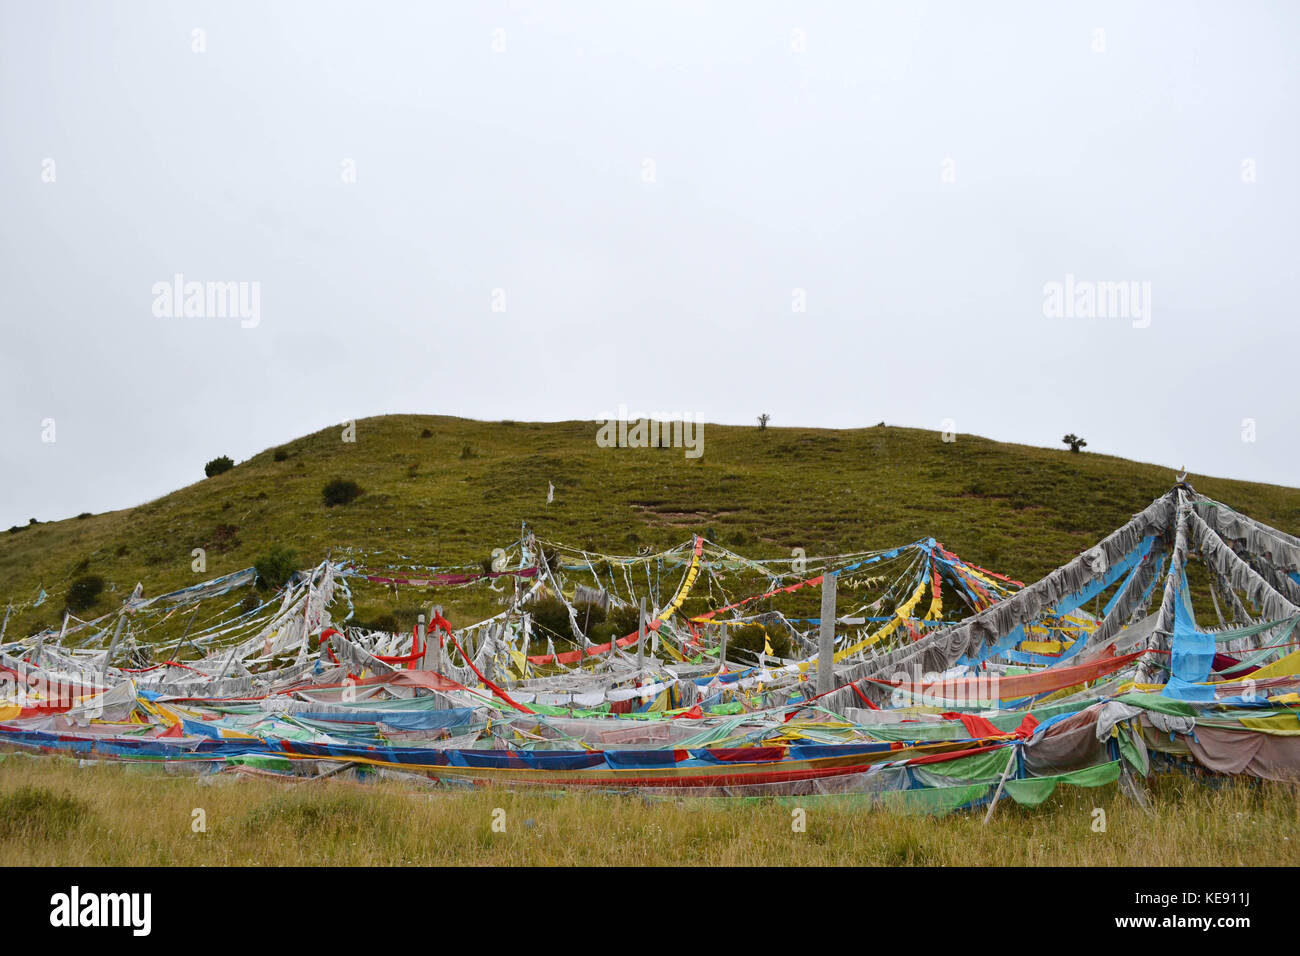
[
  {"left": 868, "top": 650, "right": 1145, "bottom": 703},
  {"left": 352, "top": 567, "right": 539, "bottom": 586},
  {"left": 527, "top": 537, "right": 705, "bottom": 666}
]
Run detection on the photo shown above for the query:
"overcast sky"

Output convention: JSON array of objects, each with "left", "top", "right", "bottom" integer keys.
[{"left": 2, "top": 1, "right": 1297, "bottom": 528}]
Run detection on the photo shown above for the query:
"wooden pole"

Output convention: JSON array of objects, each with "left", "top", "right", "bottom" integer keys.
[
  {"left": 636, "top": 597, "right": 646, "bottom": 674},
  {"left": 982, "top": 744, "right": 1019, "bottom": 825},
  {"left": 416, "top": 614, "right": 427, "bottom": 671},
  {"left": 817, "top": 571, "right": 837, "bottom": 695},
  {"left": 718, "top": 623, "right": 727, "bottom": 670},
  {"left": 430, "top": 605, "right": 443, "bottom": 673},
  {"left": 101, "top": 613, "right": 128, "bottom": 678}
]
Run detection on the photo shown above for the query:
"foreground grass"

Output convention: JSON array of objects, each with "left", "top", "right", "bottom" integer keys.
[{"left": 1, "top": 756, "right": 1296, "bottom": 866}]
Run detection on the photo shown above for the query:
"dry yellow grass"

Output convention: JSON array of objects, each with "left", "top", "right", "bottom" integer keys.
[{"left": 1, "top": 754, "right": 1296, "bottom": 866}]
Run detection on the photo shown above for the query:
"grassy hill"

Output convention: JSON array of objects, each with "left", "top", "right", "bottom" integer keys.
[{"left": 4, "top": 414, "right": 1299, "bottom": 639}]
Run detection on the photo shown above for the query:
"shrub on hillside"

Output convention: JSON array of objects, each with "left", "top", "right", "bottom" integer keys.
[
  {"left": 588, "top": 605, "right": 643, "bottom": 644},
  {"left": 322, "top": 478, "right": 363, "bottom": 507},
  {"left": 354, "top": 611, "right": 399, "bottom": 633},
  {"left": 65, "top": 574, "right": 105, "bottom": 612},
  {"left": 273, "top": 447, "right": 289, "bottom": 462},
  {"left": 529, "top": 595, "right": 608, "bottom": 643},
  {"left": 727, "top": 623, "right": 794, "bottom": 662},
  {"left": 208, "top": 524, "right": 241, "bottom": 552},
  {"left": 606, "top": 604, "right": 642, "bottom": 637},
  {"left": 205, "top": 456, "right": 235, "bottom": 478},
  {"left": 254, "top": 546, "right": 299, "bottom": 591}
]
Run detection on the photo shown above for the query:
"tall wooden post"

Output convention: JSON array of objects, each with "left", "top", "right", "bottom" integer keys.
[
  {"left": 636, "top": 597, "right": 646, "bottom": 673},
  {"left": 416, "top": 614, "right": 426, "bottom": 671},
  {"left": 430, "top": 605, "right": 443, "bottom": 673},
  {"left": 718, "top": 624, "right": 727, "bottom": 670},
  {"left": 102, "top": 613, "right": 128, "bottom": 679},
  {"left": 817, "top": 571, "right": 837, "bottom": 695}
]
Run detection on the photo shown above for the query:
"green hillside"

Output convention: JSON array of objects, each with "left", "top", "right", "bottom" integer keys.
[{"left": 4, "top": 414, "right": 1299, "bottom": 640}]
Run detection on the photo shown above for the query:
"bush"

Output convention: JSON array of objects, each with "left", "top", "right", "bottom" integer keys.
[
  {"left": 460, "top": 444, "right": 476, "bottom": 460},
  {"left": 254, "top": 546, "right": 299, "bottom": 591},
  {"left": 529, "top": 595, "right": 608, "bottom": 643},
  {"left": 273, "top": 447, "right": 289, "bottom": 462},
  {"left": 420, "top": 428, "right": 433, "bottom": 439},
  {"left": 205, "top": 455, "right": 235, "bottom": 478},
  {"left": 607, "top": 604, "right": 643, "bottom": 637},
  {"left": 589, "top": 605, "right": 642, "bottom": 644},
  {"left": 354, "top": 611, "right": 399, "bottom": 633},
  {"left": 0, "top": 787, "right": 90, "bottom": 840},
  {"left": 209, "top": 524, "right": 241, "bottom": 552},
  {"left": 65, "top": 574, "right": 104, "bottom": 612},
  {"left": 240, "top": 794, "right": 371, "bottom": 836},
  {"left": 76, "top": 512, "right": 92, "bottom": 520},
  {"left": 322, "top": 478, "right": 363, "bottom": 507},
  {"left": 727, "top": 623, "right": 794, "bottom": 662}
]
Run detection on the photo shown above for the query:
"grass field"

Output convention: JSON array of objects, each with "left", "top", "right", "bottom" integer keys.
[{"left": 1, "top": 756, "right": 1296, "bottom": 866}]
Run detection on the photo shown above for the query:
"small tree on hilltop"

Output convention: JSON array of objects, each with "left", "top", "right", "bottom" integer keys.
[
  {"left": 757, "top": 413, "right": 771, "bottom": 430},
  {"left": 1062, "top": 433, "right": 1087, "bottom": 453},
  {"left": 205, "top": 455, "right": 235, "bottom": 478}
]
